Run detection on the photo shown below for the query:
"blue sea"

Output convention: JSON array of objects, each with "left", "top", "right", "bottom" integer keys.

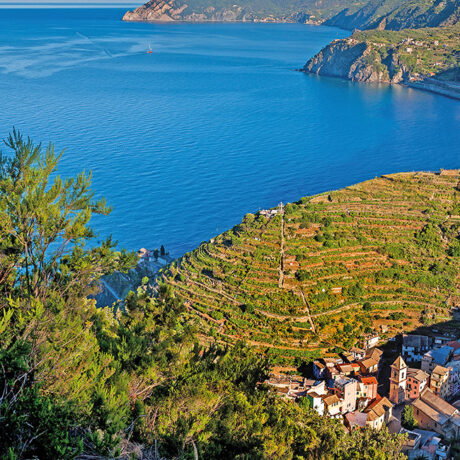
[{"left": 0, "top": 8, "right": 459, "bottom": 256}]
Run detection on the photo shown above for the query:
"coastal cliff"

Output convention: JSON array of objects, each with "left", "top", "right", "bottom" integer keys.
[
  {"left": 304, "top": 25, "right": 460, "bottom": 98},
  {"left": 123, "top": 0, "right": 259, "bottom": 22},
  {"left": 303, "top": 35, "right": 418, "bottom": 83},
  {"left": 304, "top": 38, "right": 398, "bottom": 83}
]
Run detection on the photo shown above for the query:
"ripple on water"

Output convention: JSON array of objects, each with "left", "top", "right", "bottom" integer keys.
[{"left": 0, "top": 10, "right": 459, "bottom": 254}]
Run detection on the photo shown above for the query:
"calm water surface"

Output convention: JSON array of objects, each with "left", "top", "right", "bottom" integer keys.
[{"left": 0, "top": 8, "right": 459, "bottom": 255}]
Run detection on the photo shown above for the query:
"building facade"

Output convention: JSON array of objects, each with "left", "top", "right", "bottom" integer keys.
[
  {"left": 430, "top": 365, "right": 450, "bottom": 400},
  {"left": 389, "top": 356, "right": 407, "bottom": 404}
]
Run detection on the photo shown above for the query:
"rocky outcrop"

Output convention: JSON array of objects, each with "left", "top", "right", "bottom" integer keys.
[
  {"left": 123, "top": 0, "right": 250, "bottom": 22},
  {"left": 303, "top": 33, "right": 460, "bottom": 100},
  {"left": 303, "top": 38, "right": 410, "bottom": 83}
]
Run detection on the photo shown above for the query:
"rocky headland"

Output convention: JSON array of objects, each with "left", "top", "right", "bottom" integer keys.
[{"left": 303, "top": 25, "right": 460, "bottom": 99}]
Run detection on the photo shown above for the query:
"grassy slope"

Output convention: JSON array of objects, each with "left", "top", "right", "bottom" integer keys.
[
  {"left": 160, "top": 171, "right": 460, "bottom": 365},
  {"left": 354, "top": 24, "right": 460, "bottom": 78}
]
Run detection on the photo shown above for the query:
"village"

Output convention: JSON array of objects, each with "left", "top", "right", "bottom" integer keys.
[{"left": 265, "top": 331, "right": 460, "bottom": 459}]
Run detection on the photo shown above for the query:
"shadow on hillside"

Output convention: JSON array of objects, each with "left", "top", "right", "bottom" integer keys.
[{"left": 297, "top": 307, "right": 460, "bottom": 399}]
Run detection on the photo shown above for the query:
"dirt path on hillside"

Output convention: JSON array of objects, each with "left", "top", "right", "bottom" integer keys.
[
  {"left": 278, "top": 204, "right": 285, "bottom": 289},
  {"left": 299, "top": 289, "right": 316, "bottom": 333},
  {"left": 255, "top": 308, "right": 311, "bottom": 323}
]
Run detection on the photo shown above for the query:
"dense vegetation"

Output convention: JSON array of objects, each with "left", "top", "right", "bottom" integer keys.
[
  {"left": 161, "top": 170, "right": 460, "bottom": 366},
  {"left": 0, "top": 132, "right": 407, "bottom": 459},
  {"left": 325, "top": 0, "right": 460, "bottom": 31}
]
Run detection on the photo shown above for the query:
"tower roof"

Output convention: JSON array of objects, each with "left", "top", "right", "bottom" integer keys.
[{"left": 392, "top": 356, "right": 407, "bottom": 370}]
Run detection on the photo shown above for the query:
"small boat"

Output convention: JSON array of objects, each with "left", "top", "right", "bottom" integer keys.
[{"left": 147, "top": 44, "right": 152, "bottom": 54}]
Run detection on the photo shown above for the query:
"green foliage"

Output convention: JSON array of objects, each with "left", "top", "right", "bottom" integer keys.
[
  {"left": 0, "top": 129, "right": 137, "bottom": 305},
  {"left": 402, "top": 405, "right": 418, "bottom": 430},
  {"left": 0, "top": 338, "right": 83, "bottom": 459},
  {"left": 296, "top": 269, "right": 311, "bottom": 282},
  {"left": 346, "top": 283, "right": 364, "bottom": 299},
  {"left": 416, "top": 223, "right": 442, "bottom": 254},
  {"left": 0, "top": 133, "right": 432, "bottom": 458}
]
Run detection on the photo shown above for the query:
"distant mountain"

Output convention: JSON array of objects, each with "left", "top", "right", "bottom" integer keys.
[
  {"left": 122, "top": 0, "right": 368, "bottom": 23},
  {"left": 325, "top": 0, "right": 460, "bottom": 31}
]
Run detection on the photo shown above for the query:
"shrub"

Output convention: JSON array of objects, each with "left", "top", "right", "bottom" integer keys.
[
  {"left": 295, "top": 270, "right": 311, "bottom": 282},
  {"left": 402, "top": 405, "right": 418, "bottom": 430}
]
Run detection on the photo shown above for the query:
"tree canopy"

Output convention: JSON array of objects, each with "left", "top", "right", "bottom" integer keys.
[{"left": 0, "top": 132, "right": 406, "bottom": 459}]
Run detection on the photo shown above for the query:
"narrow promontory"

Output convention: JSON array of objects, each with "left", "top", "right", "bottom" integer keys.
[{"left": 304, "top": 25, "right": 460, "bottom": 98}]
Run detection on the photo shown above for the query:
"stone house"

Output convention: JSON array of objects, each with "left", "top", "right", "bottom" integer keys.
[
  {"left": 360, "top": 334, "right": 380, "bottom": 349},
  {"left": 312, "top": 360, "right": 327, "bottom": 380},
  {"left": 313, "top": 357, "right": 340, "bottom": 380},
  {"left": 350, "top": 347, "right": 365, "bottom": 360},
  {"left": 344, "top": 411, "right": 368, "bottom": 431},
  {"left": 307, "top": 391, "right": 326, "bottom": 416},
  {"left": 365, "top": 347, "right": 383, "bottom": 362},
  {"left": 358, "top": 358, "right": 379, "bottom": 375},
  {"left": 336, "top": 362, "right": 360, "bottom": 378}
]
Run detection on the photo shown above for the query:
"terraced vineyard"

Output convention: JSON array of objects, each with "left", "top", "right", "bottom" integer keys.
[{"left": 160, "top": 171, "right": 460, "bottom": 365}]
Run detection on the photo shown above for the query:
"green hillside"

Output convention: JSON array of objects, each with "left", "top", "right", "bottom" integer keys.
[
  {"left": 160, "top": 171, "right": 460, "bottom": 365},
  {"left": 0, "top": 132, "right": 407, "bottom": 459},
  {"left": 325, "top": 0, "right": 460, "bottom": 30},
  {"left": 352, "top": 25, "right": 460, "bottom": 77}
]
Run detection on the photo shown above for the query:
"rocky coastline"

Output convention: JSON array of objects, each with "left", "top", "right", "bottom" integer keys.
[{"left": 303, "top": 30, "right": 460, "bottom": 100}]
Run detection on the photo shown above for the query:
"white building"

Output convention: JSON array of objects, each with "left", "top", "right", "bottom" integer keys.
[{"left": 446, "top": 360, "right": 460, "bottom": 398}]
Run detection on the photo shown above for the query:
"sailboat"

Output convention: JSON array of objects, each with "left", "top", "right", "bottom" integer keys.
[{"left": 147, "top": 44, "right": 152, "bottom": 54}]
